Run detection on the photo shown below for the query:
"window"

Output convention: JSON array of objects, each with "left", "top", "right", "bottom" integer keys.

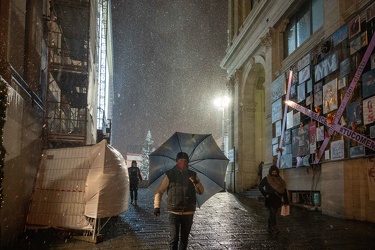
[
  {"left": 284, "top": 0, "right": 323, "bottom": 57},
  {"left": 251, "top": 0, "right": 257, "bottom": 9}
]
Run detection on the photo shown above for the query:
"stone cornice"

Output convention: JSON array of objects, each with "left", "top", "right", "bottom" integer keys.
[{"left": 221, "top": 1, "right": 294, "bottom": 77}]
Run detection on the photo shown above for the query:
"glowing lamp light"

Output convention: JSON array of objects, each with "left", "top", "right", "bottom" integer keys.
[
  {"left": 214, "top": 95, "right": 230, "bottom": 109},
  {"left": 214, "top": 95, "right": 230, "bottom": 153}
]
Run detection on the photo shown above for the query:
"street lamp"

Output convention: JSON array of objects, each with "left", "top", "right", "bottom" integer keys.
[{"left": 214, "top": 95, "right": 230, "bottom": 152}]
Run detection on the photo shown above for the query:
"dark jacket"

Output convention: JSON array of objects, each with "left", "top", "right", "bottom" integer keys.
[
  {"left": 259, "top": 177, "right": 288, "bottom": 208},
  {"left": 166, "top": 166, "right": 197, "bottom": 212},
  {"left": 259, "top": 165, "right": 289, "bottom": 209},
  {"left": 128, "top": 166, "right": 142, "bottom": 186}
]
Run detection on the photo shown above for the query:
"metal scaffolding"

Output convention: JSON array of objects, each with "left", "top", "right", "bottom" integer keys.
[
  {"left": 97, "top": 0, "right": 108, "bottom": 131},
  {"left": 44, "top": 0, "right": 89, "bottom": 148}
]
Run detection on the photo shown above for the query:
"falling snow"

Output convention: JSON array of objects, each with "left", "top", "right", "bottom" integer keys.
[{"left": 111, "top": 0, "right": 228, "bottom": 153}]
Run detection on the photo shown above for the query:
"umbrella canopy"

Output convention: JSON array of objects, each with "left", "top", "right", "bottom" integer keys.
[{"left": 148, "top": 132, "right": 229, "bottom": 208}]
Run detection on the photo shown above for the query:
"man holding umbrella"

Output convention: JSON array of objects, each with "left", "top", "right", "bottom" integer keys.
[{"left": 153, "top": 152, "right": 204, "bottom": 250}]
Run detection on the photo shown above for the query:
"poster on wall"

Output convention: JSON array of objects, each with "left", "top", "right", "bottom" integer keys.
[
  {"left": 271, "top": 73, "right": 286, "bottom": 102},
  {"left": 314, "top": 52, "right": 338, "bottom": 81},
  {"left": 297, "top": 53, "right": 310, "bottom": 71},
  {"left": 299, "top": 66, "right": 310, "bottom": 83},
  {"left": 346, "top": 101, "right": 362, "bottom": 124},
  {"left": 296, "top": 155, "right": 310, "bottom": 167},
  {"left": 362, "top": 69, "right": 375, "bottom": 99},
  {"left": 306, "top": 79, "right": 312, "bottom": 93},
  {"left": 363, "top": 96, "right": 375, "bottom": 125},
  {"left": 272, "top": 98, "right": 283, "bottom": 123},
  {"left": 290, "top": 84, "right": 297, "bottom": 102},
  {"left": 333, "top": 24, "right": 348, "bottom": 47},
  {"left": 292, "top": 65, "right": 299, "bottom": 84},
  {"left": 330, "top": 140, "right": 345, "bottom": 160},
  {"left": 325, "top": 150, "right": 330, "bottom": 160},
  {"left": 293, "top": 112, "right": 300, "bottom": 128},
  {"left": 287, "top": 111, "right": 294, "bottom": 129},
  {"left": 292, "top": 124, "right": 309, "bottom": 157},
  {"left": 371, "top": 125, "right": 375, "bottom": 138},
  {"left": 280, "top": 154, "right": 293, "bottom": 169},
  {"left": 297, "top": 81, "right": 306, "bottom": 103},
  {"left": 306, "top": 95, "right": 313, "bottom": 106},
  {"left": 314, "top": 81, "right": 322, "bottom": 93},
  {"left": 338, "top": 76, "right": 346, "bottom": 90},
  {"left": 314, "top": 90, "right": 323, "bottom": 106},
  {"left": 340, "top": 58, "right": 351, "bottom": 78},
  {"left": 350, "top": 36, "right": 362, "bottom": 55},
  {"left": 284, "top": 129, "right": 291, "bottom": 144},
  {"left": 317, "top": 126, "right": 325, "bottom": 142},
  {"left": 348, "top": 15, "right": 360, "bottom": 39},
  {"left": 366, "top": 2, "right": 375, "bottom": 22},
  {"left": 323, "top": 79, "right": 338, "bottom": 114},
  {"left": 284, "top": 144, "right": 292, "bottom": 154},
  {"left": 275, "top": 120, "right": 282, "bottom": 137},
  {"left": 350, "top": 145, "right": 365, "bottom": 158}
]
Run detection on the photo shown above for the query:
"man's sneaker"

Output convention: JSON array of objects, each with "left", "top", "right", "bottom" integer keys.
[{"left": 134, "top": 200, "right": 137, "bottom": 206}]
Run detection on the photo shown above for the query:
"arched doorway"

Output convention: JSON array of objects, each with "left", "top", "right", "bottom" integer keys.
[{"left": 240, "top": 62, "right": 265, "bottom": 190}]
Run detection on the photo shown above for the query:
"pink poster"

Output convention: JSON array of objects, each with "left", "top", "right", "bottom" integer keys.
[{"left": 363, "top": 96, "right": 375, "bottom": 125}]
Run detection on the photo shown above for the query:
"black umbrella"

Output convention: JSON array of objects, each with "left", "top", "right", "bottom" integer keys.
[{"left": 148, "top": 132, "right": 229, "bottom": 207}]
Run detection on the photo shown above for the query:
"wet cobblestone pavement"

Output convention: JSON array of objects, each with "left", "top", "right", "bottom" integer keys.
[{"left": 10, "top": 188, "right": 375, "bottom": 249}]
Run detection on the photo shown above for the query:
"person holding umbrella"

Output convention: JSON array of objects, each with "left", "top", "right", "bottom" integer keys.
[
  {"left": 153, "top": 152, "right": 204, "bottom": 250},
  {"left": 259, "top": 165, "right": 289, "bottom": 234}
]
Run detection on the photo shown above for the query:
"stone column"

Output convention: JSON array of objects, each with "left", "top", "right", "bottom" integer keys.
[
  {"left": 225, "top": 69, "right": 242, "bottom": 192},
  {"left": 260, "top": 27, "right": 275, "bottom": 167}
]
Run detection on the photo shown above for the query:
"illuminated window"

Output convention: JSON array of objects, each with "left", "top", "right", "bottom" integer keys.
[{"left": 284, "top": 0, "right": 323, "bottom": 57}]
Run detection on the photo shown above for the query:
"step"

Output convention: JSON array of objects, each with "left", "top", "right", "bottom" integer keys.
[{"left": 242, "top": 188, "right": 263, "bottom": 200}]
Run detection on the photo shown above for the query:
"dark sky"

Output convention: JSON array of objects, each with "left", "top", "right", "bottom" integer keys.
[{"left": 111, "top": 0, "right": 228, "bottom": 154}]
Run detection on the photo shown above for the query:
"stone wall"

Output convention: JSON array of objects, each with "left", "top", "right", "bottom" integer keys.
[{"left": 0, "top": 86, "right": 43, "bottom": 245}]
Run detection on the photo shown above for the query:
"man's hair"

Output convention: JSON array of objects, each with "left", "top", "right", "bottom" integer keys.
[{"left": 176, "top": 152, "right": 189, "bottom": 162}]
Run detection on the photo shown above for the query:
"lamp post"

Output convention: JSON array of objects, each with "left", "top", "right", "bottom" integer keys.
[{"left": 214, "top": 95, "right": 230, "bottom": 153}]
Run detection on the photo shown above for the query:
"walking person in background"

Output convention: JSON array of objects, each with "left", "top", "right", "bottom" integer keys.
[
  {"left": 153, "top": 152, "right": 204, "bottom": 250},
  {"left": 128, "top": 160, "right": 143, "bottom": 205},
  {"left": 259, "top": 165, "right": 289, "bottom": 234},
  {"left": 257, "top": 161, "right": 264, "bottom": 184}
]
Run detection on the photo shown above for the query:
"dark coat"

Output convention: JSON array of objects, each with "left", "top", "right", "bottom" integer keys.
[
  {"left": 128, "top": 166, "right": 142, "bottom": 186},
  {"left": 259, "top": 176, "right": 289, "bottom": 209}
]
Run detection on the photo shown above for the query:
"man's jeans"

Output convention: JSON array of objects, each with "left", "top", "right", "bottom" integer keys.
[
  {"left": 129, "top": 184, "right": 138, "bottom": 201},
  {"left": 168, "top": 213, "right": 194, "bottom": 250}
]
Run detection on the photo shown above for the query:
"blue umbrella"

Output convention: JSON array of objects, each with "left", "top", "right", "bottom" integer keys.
[{"left": 148, "top": 132, "right": 229, "bottom": 208}]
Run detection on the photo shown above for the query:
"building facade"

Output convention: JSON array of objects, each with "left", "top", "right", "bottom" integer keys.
[
  {"left": 221, "top": 0, "right": 375, "bottom": 222},
  {"left": 0, "top": 0, "right": 113, "bottom": 246}
]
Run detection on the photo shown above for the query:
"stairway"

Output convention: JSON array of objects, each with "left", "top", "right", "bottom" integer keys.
[{"left": 242, "top": 187, "right": 264, "bottom": 201}]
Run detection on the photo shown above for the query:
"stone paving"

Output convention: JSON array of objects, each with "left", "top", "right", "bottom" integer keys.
[{"left": 11, "top": 188, "right": 375, "bottom": 249}]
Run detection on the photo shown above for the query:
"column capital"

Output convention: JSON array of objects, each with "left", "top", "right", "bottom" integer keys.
[
  {"left": 260, "top": 27, "right": 275, "bottom": 51},
  {"left": 229, "top": 68, "right": 243, "bottom": 82}
]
